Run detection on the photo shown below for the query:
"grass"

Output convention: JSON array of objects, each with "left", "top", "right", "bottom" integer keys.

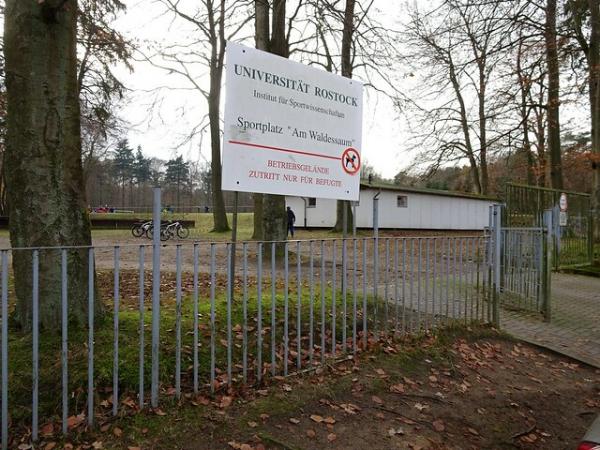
[
  {"left": 82, "top": 323, "right": 504, "bottom": 449},
  {"left": 559, "top": 263, "right": 600, "bottom": 277},
  {"left": 4, "top": 279, "right": 389, "bottom": 429}
]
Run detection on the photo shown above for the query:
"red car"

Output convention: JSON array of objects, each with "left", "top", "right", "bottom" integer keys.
[{"left": 579, "top": 416, "right": 600, "bottom": 450}]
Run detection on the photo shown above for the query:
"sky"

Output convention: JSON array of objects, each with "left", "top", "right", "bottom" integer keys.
[{"left": 113, "top": 1, "right": 411, "bottom": 179}]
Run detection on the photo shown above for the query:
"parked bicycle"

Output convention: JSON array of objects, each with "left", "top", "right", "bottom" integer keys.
[
  {"left": 131, "top": 220, "right": 153, "bottom": 238},
  {"left": 145, "top": 220, "right": 189, "bottom": 240}
]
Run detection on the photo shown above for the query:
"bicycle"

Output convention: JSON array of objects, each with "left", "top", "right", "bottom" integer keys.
[
  {"left": 131, "top": 220, "right": 153, "bottom": 238},
  {"left": 162, "top": 221, "right": 190, "bottom": 240},
  {"left": 145, "top": 220, "right": 189, "bottom": 240}
]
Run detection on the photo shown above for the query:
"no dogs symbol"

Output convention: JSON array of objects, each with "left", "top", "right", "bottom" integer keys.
[{"left": 342, "top": 148, "right": 361, "bottom": 175}]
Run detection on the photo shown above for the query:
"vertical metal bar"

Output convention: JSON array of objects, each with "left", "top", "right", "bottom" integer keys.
[
  {"left": 331, "top": 240, "right": 336, "bottom": 356},
  {"left": 271, "top": 242, "right": 276, "bottom": 376},
  {"left": 138, "top": 246, "right": 145, "bottom": 408},
  {"left": 453, "top": 238, "right": 457, "bottom": 320},
  {"left": 283, "top": 243, "right": 289, "bottom": 376},
  {"left": 402, "top": 239, "right": 407, "bottom": 332},
  {"left": 309, "top": 241, "right": 314, "bottom": 366},
  {"left": 493, "top": 205, "right": 502, "bottom": 327},
  {"left": 113, "top": 246, "right": 120, "bottom": 415},
  {"left": 544, "top": 209, "right": 553, "bottom": 322},
  {"left": 1, "top": 251, "right": 7, "bottom": 449},
  {"left": 433, "top": 239, "right": 437, "bottom": 326},
  {"left": 460, "top": 238, "right": 465, "bottom": 323},
  {"left": 320, "top": 240, "right": 326, "bottom": 363},
  {"left": 242, "top": 243, "right": 248, "bottom": 384},
  {"left": 410, "top": 239, "right": 414, "bottom": 332},
  {"left": 257, "top": 243, "right": 263, "bottom": 383},
  {"left": 61, "top": 250, "right": 68, "bottom": 434},
  {"left": 362, "top": 238, "right": 367, "bottom": 348},
  {"left": 342, "top": 238, "right": 347, "bottom": 353},
  {"left": 394, "top": 239, "right": 399, "bottom": 333},
  {"left": 446, "top": 238, "right": 450, "bottom": 323},
  {"left": 192, "top": 244, "right": 199, "bottom": 393},
  {"left": 296, "top": 241, "right": 301, "bottom": 370},
  {"left": 226, "top": 244, "right": 233, "bottom": 386},
  {"left": 151, "top": 187, "right": 161, "bottom": 408},
  {"left": 175, "top": 245, "right": 182, "bottom": 398},
  {"left": 470, "top": 239, "right": 475, "bottom": 321},
  {"left": 373, "top": 235, "right": 379, "bottom": 336},
  {"left": 352, "top": 202, "right": 357, "bottom": 237},
  {"left": 352, "top": 239, "right": 358, "bottom": 355},
  {"left": 87, "top": 248, "right": 94, "bottom": 427},
  {"left": 384, "top": 238, "right": 390, "bottom": 334},
  {"left": 210, "top": 244, "right": 216, "bottom": 393},
  {"left": 417, "top": 238, "right": 422, "bottom": 330},
  {"left": 425, "top": 239, "right": 430, "bottom": 331},
  {"left": 32, "top": 250, "right": 39, "bottom": 441},
  {"left": 463, "top": 239, "right": 468, "bottom": 323}
]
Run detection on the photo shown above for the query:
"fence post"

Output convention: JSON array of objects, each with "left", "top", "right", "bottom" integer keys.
[
  {"left": 151, "top": 187, "right": 161, "bottom": 408},
  {"left": 491, "top": 204, "right": 502, "bottom": 328},
  {"left": 543, "top": 209, "right": 553, "bottom": 322},
  {"left": 373, "top": 192, "right": 380, "bottom": 331},
  {"left": 588, "top": 209, "right": 594, "bottom": 265}
]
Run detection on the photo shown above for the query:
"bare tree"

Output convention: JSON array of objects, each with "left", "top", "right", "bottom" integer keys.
[
  {"left": 152, "top": 0, "right": 253, "bottom": 232},
  {"left": 401, "top": 1, "right": 516, "bottom": 194},
  {"left": 566, "top": 0, "right": 600, "bottom": 213}
]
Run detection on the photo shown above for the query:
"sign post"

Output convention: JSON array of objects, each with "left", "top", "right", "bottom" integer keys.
[
  {"left": 221, "top": 42, "right": 363, "bottom": 204},
  {"left": 559, "top": 192, "right": 568, "bottom": 227}
]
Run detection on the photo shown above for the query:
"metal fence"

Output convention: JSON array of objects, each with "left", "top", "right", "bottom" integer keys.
[
  {"left": 0, "top": 233, "right": 493, "bottom": 448},
  {"left": 505, "top": 183, "right": 593, "bottom": 268}
]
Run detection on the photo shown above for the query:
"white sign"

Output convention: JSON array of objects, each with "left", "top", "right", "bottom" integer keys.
[
  {"left": 559, "top": 193, "right": 568, "bottom": 212},
  {"left": 221, "top": 42, "right": 363, "bottom": 201},
  {"left": 559, "top": 211, "right": 568, "bottom": 226}
]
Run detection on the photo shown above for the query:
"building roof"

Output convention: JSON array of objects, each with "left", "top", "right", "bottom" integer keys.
[{"left": 360, "top": 181, "right": 500, "bottom": 202}]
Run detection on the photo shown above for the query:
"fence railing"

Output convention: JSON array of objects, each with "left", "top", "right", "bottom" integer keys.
[{"left": 0, "top": 234, "right": 492, "bottom": 447}]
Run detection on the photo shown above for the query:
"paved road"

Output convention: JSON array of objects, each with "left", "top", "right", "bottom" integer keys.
[{"left": 501, "top": 272, "right": 600, "bottom": 368}]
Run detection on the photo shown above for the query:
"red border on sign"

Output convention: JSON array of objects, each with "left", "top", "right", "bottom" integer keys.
[{"left": 341, "top": 147, "right": 361, "bottom": 175}]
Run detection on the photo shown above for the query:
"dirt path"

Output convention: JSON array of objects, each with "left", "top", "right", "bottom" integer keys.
[{"left": 29, "top": 328, "right": 600, "bottom": 450}]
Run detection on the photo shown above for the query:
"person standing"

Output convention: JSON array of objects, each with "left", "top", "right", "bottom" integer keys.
[{"left": 286, "top": 206, "right": 296, "bottom": 237}]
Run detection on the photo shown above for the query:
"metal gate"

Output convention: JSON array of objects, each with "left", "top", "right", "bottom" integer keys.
[
  {"left": 490, "top": 204, "right": 552, "bottom": 323},
  {"left": 505, "top": 183, "right": 593, "bottom": 268}
]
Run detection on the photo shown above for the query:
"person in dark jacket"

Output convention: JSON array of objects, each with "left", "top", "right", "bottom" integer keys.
[{"left": 286, "top": 206, "right": 296, "bottom": 237}]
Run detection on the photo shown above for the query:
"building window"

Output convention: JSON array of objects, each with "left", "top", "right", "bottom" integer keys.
[
  {"left": 307, "top": 197, "right": 317, "bottom": 208},
  {"left": 397, "top": 195, "right": 408, "bottom": 208}
]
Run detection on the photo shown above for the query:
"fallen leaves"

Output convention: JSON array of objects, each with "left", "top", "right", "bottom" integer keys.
[
  {"left": 390, "top": 384, "right": 405, "bottom": 394},
  {"left": 371, "top": 395, "right": 383, "bottom": 405},
  {"left": 388, "top": 427, "right": 405, "bottom": 436},
  {"left": 66, "top": 414, "right": 85, "bottom": 430},
  {"left": 432, "top": 419, "right": 445, "bottom": 432}
]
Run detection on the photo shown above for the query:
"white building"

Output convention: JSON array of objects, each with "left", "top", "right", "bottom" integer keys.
[{"left": 285, "top": 182, "right": 497, "bottom": 231}]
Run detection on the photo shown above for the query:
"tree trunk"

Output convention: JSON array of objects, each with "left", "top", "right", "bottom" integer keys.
[
  {"left": 589, "top": 0, "right": 600, "bottom": 223},
  {"left": 252, "top": 0, "right": 269, "bottom": 240},
  {"left": 545, "top": 0, "right": 564, "bottom": 189},
  {"left": 4, "top": 0, "right": 97, "bottom": 329},
  {"left": 252, "top": 0, "right": 288, "bottom": 246},
  {"left": 333, "top": 0, "right": 356, "bottom": 233},
  {"left": 209, "top": 0, "right": 229, "bottom": 232},
  {"left": 448, "top": 55, "right": 482, "bottom": 194},
  {"left": 534, "top": 83, "right": 547, "bottom": 187}
]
